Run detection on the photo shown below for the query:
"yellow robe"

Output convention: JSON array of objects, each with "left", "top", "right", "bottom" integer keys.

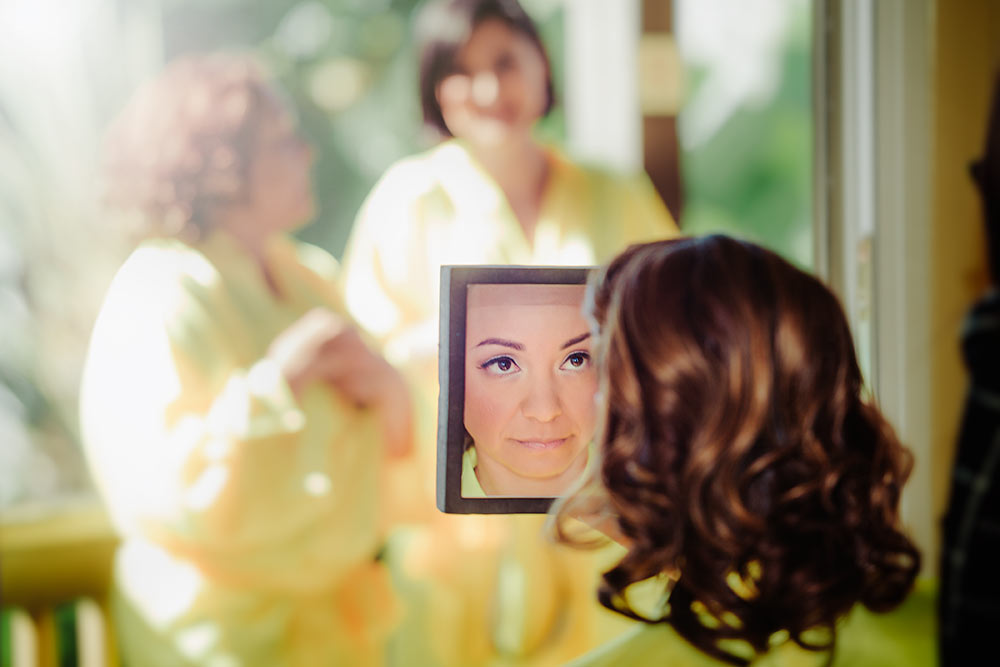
[
  {"left": 341, "top": 139, "right": 679, "bottom": 666},
  {"left": 462, "top": 446, "right": 487, "bottom": 499},
  {"left": 79, "top": 231, "right": 397, "bottom": 667},
  {"left": 567, "top": 579, "right": 938, "bottom": 667}
]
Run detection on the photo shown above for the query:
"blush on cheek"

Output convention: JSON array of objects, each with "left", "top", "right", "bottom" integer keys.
[
  {"left": 569, "top": 381, "right": 599, "bottom": 439},
  {"left": 463, "top": 386, "right": 490, "bottom": 437},
  {"left": 465, "top": 379, "right": 517, "bottom": 449}
]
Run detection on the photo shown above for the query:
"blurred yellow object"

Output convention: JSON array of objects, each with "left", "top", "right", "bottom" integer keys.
[
  {"left": 1, "top": 504, "right": 116, "bottom": 609},
  {"left": 639, "top": 33, "right": 685, "bottom": 116},
  {"left": 1, "top": 503, "right": 119, "bottom": 667}
]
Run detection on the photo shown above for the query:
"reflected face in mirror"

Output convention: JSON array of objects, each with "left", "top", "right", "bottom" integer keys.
[{"left": 463, "top": 284, "right": 597, "bottom": 497}]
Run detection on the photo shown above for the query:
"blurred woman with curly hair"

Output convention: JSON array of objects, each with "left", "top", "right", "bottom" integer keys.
[
  {"left": 553, "top": 235, "right": 935, "bottom": 666},
  {"left": 80, "top": 53, "right": 412, "bottom": 666}
]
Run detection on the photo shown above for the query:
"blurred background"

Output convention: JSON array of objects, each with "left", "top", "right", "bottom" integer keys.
[
  {"left": 0, "top": 0, "right": 813, "bottom": 516},
  {"left": 2, "top": 0, "right": 997, "bottom": 663}
]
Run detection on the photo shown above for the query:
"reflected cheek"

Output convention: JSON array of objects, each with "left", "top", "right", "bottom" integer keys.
[
  {"left": 565, "top": 377, "right": 599, "bottom": 439},
  {"left": 464, "top": 379, "right": 518, "bottom": 443}
]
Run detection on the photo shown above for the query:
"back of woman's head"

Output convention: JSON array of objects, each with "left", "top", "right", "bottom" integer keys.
[
  {"left": 414, "top": 0, "right": 554, "bottom": 137},
  {"left": 101, "top": 53, "right": 278, "bottom": 240},
  {"left": 561, "top": 235, "right": 919, "bottom": 664}
]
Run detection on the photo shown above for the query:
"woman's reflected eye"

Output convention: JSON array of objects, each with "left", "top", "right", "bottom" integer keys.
[
  {"left": 481, "top": 355, "right": 520, "bottom": 375},
  {"left": 561, "top": 351, "right": 591, "bottom": 370}
]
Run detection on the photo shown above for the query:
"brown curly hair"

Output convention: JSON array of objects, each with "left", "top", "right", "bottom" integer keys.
[
  {"left": 554, "top": 235, "right": 919, "bottom": 665},
  {"left": 101, "top": 53, "right": 280, "bottom": 239}
]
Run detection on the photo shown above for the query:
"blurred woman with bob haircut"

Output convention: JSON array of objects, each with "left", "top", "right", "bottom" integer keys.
[
  {"left": 338, "top": 0, "right": 678, "bottom": 663},
  {"left": 553, "top": 235, "right": 935, "bottom": 666},
  {"left": 416, "top": 0, "right": 555, "bottom": 139}
]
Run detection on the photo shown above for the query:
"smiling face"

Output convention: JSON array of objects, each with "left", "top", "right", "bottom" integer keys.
[
  {"left": 463, "top": 283, "right": 597, "bottom": 496},
  {"left": 436, "top": 18, "right": 549, "bottom": 149}
]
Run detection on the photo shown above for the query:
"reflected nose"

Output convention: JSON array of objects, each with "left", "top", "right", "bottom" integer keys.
[
  {"left": 470, "top": 71, "right": 500, "bottom": 107},
  {"left": 521, "top": 374, "right": 561, "bottom": 422}
]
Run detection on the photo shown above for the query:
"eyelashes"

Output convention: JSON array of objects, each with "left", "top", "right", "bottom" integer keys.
[
  {"left": 561, "top": 351, "right": 590, "bottom": 370},
  {"left": 477, "top": 351, "right": 592, "bottom": 377},
  {"left": 480, "top": 355, "right": 520, "bottom": 376}
]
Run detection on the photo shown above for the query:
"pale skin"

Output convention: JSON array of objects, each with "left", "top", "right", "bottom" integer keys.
[
  {"left": 212, "top": 96, "right": 412, "bottom": 459},
  {"left": 463, "top": 284, "right": 597, "bottom": 496},
  {"left": 436, "top": 18, "right": 551, "bottom": 243}
]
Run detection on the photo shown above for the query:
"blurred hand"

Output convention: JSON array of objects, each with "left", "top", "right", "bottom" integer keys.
[
  {"left": 268, "top": 307, "right": 347, "bottom": 398},
  {"left": 268, "top": 308, "right": 413, "bottom": 457},
  {"left": 268, "top": 307, "right": 392, "bottom": 405}
]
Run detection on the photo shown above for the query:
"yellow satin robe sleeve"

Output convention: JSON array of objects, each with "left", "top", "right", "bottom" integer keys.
[{"left": 79, "top": 231, "right": 396, "bottom": 667}]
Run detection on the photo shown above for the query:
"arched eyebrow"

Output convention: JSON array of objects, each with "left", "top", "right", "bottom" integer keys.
[
  {"left": 561, "top": 332, "right": 591, "bottom": 350},
  {"left": 474, "top": 338, "right": 525, "bottom": 350}
]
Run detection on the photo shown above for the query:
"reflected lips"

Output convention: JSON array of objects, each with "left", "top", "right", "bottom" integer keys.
[{"left": 513, "top": 438, "right": 568, "bottom": 450}]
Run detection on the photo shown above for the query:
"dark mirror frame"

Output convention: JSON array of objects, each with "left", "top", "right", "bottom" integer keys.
[{"left": 437, "top": 264, "right": 595, "bottom": 514}]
